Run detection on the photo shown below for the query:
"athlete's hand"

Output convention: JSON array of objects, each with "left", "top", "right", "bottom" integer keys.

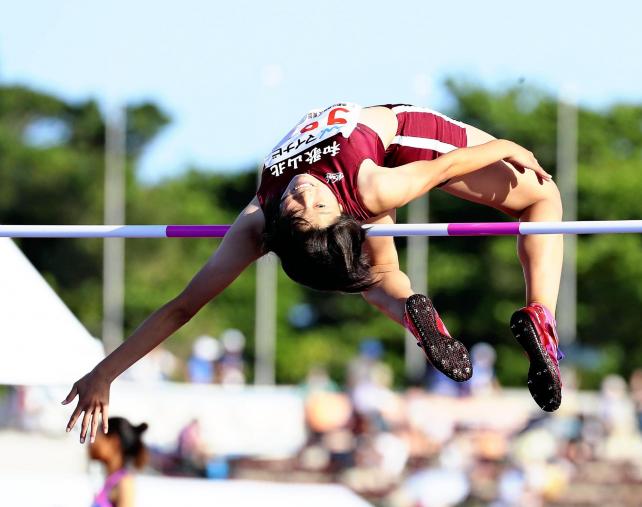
[
  {"left": 62, "top": 369, "right": 111, "bottom": 444},
  {"left": 504, "top": 142, "right": 552, "bottom": 182}
]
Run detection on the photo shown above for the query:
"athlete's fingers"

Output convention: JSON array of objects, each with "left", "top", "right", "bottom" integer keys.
[
  {"left": 101, "top": 403, "right": 109, "bottom": 434},
  {"left": 61, "top": 384, "right": 78, "bottom": 405},
  {"left": 90, "top": 408, "right": 100, "bottom": 443},
  {"left": 505, "top": 148, "right": 551, "bottom": 181},
  {"left": 531, "top": 164, "right": 552, "bottom": 182},
  {"left": 511, "top": 159, "right": 550, "bottom": 183},
  {"left": 532, "top": 157, "right": 551, "bottom": 179},
  {"left": 80, "top": 408, "right": 92, "bottom": 444},
  {"left": 522, "top": 155, "right": 551, "bottom": 181},
  {"left": 66, "top": 404, "right": 84, "bottom": 433}
]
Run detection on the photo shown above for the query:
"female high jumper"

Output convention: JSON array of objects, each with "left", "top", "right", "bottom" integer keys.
[{"left": 63, "top": 103, "right": 564, "bottom": 444}]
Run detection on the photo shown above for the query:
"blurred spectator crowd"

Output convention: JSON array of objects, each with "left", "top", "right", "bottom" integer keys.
[
  {"left": 290, "top": 343, "right": 642, "bottom": 507},
  {"left": 150, "top": 339, "right": 642, "bottom": 507},
  {"left": 3, "top": 335, "right": 642, "bottom": 507}
]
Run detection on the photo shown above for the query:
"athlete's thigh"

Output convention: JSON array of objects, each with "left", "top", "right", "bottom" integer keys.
[{"left": 439, "top": 124, "right": 555, "bottom": 217}]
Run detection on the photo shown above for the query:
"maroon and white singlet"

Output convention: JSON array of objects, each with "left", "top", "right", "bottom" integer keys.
[{"left": 256, "top": 102, "right": 467, "bottom": 221}]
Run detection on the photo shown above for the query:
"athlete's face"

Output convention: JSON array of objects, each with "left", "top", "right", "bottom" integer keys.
[{"left": 280, "top": 174, "right": 343, "bottom": 228}]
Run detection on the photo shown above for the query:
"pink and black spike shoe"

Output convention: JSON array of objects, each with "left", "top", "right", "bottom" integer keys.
[
  {"left": 510, "top": 303, "right": 564, "bottom": 412},
  {"left": 404, "top": 294, "right": 472, "bottom": 382}
]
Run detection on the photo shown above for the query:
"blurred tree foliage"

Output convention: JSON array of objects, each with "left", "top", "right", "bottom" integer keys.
[{"left": 1, "top": 82, "right": 641, "bottom": 388}]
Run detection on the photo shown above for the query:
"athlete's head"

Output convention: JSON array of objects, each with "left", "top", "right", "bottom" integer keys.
[
  {"left": 263, "top": 177, "right": 376, "bottom": 293},
  {"left": 88, "top": 417, "right": 149, "bottom": 469}
]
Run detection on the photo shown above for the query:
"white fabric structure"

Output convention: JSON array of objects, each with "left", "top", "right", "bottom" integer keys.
[
  {"left": 0, "top": 238, "right": 104, "bottom": 386},
  {"left": 1, "top": 382, "right": 306, "bottom": 462},
  {"left": 108, "top": 381, "right": 307, "bottom": 457}
]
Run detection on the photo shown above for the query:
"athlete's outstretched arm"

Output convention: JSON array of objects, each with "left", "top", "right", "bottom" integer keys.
[
  {"left": 62, "top": 198, "right": 265, "bottom": 443},
  {"left": 362, "top": 139, "right": 551, "bottom": 213}
]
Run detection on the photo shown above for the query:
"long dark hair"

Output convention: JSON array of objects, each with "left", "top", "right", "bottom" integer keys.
[
  {"left": 108, "top": 417, "right": 148, "bottom": 469},
  {"left": 262, "top": 197, "right": 376, "bottom": 293}
]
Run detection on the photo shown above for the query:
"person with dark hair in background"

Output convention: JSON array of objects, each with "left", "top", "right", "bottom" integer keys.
[
  {"left": 89, "top": 416, "right": 148, "bottom": 507},
  {"left": 63, "top": 102, "right": 565, "bottom": 445}
]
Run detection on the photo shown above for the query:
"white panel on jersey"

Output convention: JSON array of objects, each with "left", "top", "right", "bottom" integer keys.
[{"left": 265, "top": 103, "right": 362, "bottom": 167}]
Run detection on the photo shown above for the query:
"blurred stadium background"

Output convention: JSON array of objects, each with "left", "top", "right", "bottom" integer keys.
[{"left": 1, "top": 1, "right": 642, "bottom": 506}]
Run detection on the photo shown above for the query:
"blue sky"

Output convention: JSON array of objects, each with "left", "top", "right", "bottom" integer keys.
[{"left": 2, "top": 0, "right": 642, "bottom": 182}]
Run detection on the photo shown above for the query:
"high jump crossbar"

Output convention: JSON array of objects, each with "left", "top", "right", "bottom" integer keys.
[{"left": 1, "top": 221, "right": 642, "bottom": 238}]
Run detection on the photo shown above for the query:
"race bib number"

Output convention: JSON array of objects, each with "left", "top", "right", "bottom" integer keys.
[{"left": 265, "top": 103, "right": 362, "bottom": 168}]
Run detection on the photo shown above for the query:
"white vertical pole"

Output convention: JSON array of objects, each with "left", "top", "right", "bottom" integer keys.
[
  {"left": 557, "top": 91, "right": 578, "bottom": 344},
  {"left": 405, "top": 196, "right": 429, "bottom": 380},
  {"left": 405, "top": 76, "right": 431, "bottom": 381},
  {"left": 254, "top": 251, "right": 278, "bottom": 384},
  {"left": 102, "top": 106, "right": 126, "bottom": 353}
]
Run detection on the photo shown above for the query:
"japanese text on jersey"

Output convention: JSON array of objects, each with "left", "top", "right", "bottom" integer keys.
[{"left": 265, "top": 104, "right": 360, "bottom": 176}]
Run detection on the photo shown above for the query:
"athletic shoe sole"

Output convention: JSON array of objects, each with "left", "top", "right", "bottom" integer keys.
[
  {"left": 405, "top": 294, "right": 472, "bottom": 382},
  {"left": 510, "top": 310, "right": 562, "bottom": 412}
]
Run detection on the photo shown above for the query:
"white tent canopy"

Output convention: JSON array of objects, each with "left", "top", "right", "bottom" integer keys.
[{"left": 0, "top": 238, "right": 104, "bottom": 386}]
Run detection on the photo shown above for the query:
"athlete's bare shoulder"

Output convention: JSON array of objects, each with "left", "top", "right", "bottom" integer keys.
[
  {"left": 221, "top": 197, "right": 265, "bottom": 255},
  {"left": 358, "top": 106, "right": 398, "bottom": 149}
]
